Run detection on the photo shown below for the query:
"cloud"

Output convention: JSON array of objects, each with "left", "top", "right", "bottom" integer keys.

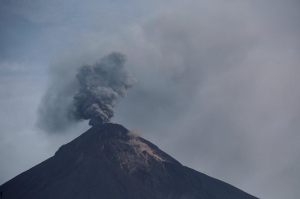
[{"left": 112, "top": 1, "right": 300, "bottom": 198}]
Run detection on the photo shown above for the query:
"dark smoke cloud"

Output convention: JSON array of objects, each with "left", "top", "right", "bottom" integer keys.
[
  {"left": 37, "top": 52, "right": 136, "bottom": 132},
  {"left": 73, "top": 52, "right": 136, "bottom": 126}
]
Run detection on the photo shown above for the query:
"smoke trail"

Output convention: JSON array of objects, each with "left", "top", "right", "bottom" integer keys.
[
  {"left": 73, "top": 52, "right": 136, "bottom": 126},
  {"left": 37, "top": 52, "right": 136, "bottom": 132}
]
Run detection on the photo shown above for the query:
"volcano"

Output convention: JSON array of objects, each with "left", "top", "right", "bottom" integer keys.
[{"left": 0, "top": 123, "right": 258, "bottom": 199}]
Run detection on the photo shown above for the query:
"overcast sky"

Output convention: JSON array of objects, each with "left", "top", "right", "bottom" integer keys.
[{"left": 1, "top": 0, "right": 300, "bottom": 198}]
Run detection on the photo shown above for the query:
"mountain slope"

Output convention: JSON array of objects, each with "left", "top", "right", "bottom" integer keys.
[{"left": 0, "top": 123, "right": 258, "bottom": 199}]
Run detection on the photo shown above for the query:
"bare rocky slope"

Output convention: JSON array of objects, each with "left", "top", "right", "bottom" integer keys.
[{"left": 0, "top": 123, "right": 258, "bottom": 199}]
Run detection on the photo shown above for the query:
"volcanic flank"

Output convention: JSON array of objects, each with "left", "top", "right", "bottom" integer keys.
[{"left": 0, "top": 123, "right": 258, "bottom": 199}]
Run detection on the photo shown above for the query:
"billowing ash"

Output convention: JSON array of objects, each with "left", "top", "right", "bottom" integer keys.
[
  {"left": 37, "top": 52, "right": 136, "bottom": 133},
  {"left": 73, "top": 52, "right": 136, "bottom": 126}
]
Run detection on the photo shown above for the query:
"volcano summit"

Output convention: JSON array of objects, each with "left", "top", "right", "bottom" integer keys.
[{"left": 0, "top": 123, "right": 258, "bottom": 199}]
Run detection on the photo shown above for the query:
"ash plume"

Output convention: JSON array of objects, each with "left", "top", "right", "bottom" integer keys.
[
  {"left": 73, "top": 52, "right": 136, "bottom": 126},
  {"left": 37, "top": 52, "right": 136, "bottom": 132}
]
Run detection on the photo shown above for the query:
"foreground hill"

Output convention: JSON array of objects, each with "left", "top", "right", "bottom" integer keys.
[{"left": 0, "top": 123, "right": 258, "bottom": 199}]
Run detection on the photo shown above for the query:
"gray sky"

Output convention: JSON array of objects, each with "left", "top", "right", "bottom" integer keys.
[{"left": 1, "top": 0, "right": 300, "bottom": 198}]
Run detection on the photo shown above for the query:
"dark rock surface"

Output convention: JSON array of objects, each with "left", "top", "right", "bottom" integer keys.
[{"left": 0, "top": 123, "right": 258, "bottom": 199}]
